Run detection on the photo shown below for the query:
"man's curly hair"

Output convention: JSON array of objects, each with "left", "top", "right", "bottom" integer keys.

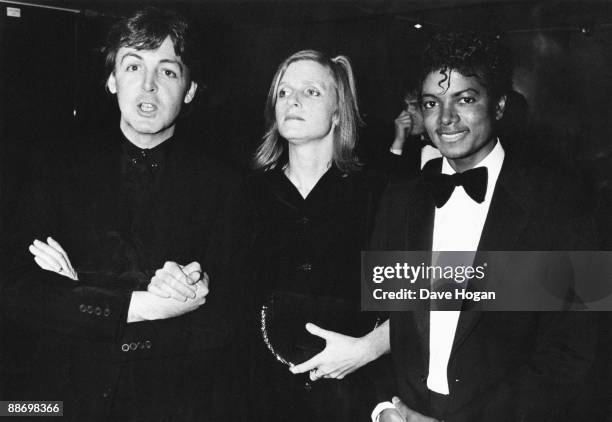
[{"left": 420, "top": 31, "right": 513, "bottom": 102}]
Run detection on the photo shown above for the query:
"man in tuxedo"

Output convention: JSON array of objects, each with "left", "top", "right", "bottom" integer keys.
[
  {"left": 371, "top": 31, "right": 597, "bottom": 422},
  {"left": 1, "top": 7, "right": 245, "bottom": 421}
]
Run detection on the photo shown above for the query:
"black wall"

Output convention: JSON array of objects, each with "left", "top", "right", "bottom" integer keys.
[{"left": 0, "top": 3, "right": 77, "bottom": 144}]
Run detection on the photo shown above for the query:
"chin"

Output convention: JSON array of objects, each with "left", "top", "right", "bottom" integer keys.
[
  {"left": 130, "top": 122, "right": 165, "bottom": 135},
  {"left": 435, "top": 142, "right": 466, "bottom": 157}
]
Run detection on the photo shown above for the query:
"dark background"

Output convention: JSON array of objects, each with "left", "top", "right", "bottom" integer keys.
[{"left": 1, "top": 0, "right": 611, "bottom": 179}]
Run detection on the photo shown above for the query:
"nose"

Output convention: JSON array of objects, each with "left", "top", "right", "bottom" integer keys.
[
  {"left": 440, "top": 103, "right": 458, "bottom": 126},
  {"left": 287, "top": 91, "right": 301, "bottom": 108},
  {"left": 141, "top": 69, "right": 157, "bottom": 92}
]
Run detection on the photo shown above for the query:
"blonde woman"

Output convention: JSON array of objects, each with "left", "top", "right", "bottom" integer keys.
[{"left": 249, "top": 50, "right": 389, "bottom": 421}]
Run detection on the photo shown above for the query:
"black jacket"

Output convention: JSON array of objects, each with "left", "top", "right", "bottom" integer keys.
[
  {"left": 1, "top": 129, "right": 248, "bottom": 421},
  {"left": 371, "top": 152, "right": 598, "bottom": 422},
  {"left": 248, "top": 165, "right": 388, "bottom": 422}
]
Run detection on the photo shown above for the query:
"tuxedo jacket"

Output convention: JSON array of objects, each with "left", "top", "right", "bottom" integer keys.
[
  {"left": 371, "top": 153, "right": 598, "bottom": 422},
  {"left": 0, "top": 129, "right": 248, "bottom": 421}
]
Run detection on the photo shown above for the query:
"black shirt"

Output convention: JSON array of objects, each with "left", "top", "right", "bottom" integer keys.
[{"left": 252, "top": 165, "right": 383, "bottom": 300}]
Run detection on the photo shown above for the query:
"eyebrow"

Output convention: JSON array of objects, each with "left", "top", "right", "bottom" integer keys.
[
  {"left": 119, "top": 53, "right": 184, "bottom": 73},
  {"left": 119, "top": 52, "right": 143, "bottom": 65},
  {"left": 422, "top": 88, "right": 481, "bottom": 98},
  {"left": 159, "top": 59, "right": 184, "bottom": 73},
  {"left": 278, "top": 80, "right": 327, "bottom": 88}
]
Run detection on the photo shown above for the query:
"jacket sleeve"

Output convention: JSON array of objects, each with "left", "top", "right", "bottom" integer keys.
[
  {"left": 1, "top": 154, "right": 249, "bottom": 361},
  {"left": 114, "top": 167, "right": 251, "bottom": 360},
  {"left": 0, "top": 167, "right": 133, "bottom": 343}
]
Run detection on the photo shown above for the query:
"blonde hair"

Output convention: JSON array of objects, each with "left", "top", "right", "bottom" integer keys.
[{"left": 252, "top": 50, "right": 363, "bottom": 173}]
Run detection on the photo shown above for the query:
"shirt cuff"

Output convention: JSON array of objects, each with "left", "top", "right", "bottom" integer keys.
[
  {"left": 389, "top": 147, "right": 403, "bottom": 156},
  {"left": 371, "top": 401, "right": 395, "bottom": 422}
]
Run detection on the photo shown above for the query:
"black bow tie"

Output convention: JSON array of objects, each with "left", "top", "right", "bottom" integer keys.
[{"left": 427, "top": 166, "right": 488, "bottom": 208}]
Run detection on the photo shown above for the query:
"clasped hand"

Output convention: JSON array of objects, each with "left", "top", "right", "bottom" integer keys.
[
  {"left": 380, "top": 397, "right": 441, "bottom": 422},
  {"left": 128, "top": 277, "right": 208, "bottom": 322},
  {"left": 29, "top": 238, "right": 210, "bottom": 322},
  {"left": 147, "top": 261, "right": 209, "bottom": 301},
  {"left": 126, "top": 261, "right": 210, "bottom": 321}
]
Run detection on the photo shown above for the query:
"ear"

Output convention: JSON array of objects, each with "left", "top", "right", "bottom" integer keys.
[
  {"left": 183, "top": 81, "right": 198, "bottom": 104},
  {"left": 107, "top": 73, "right": 117, "bottom": 94},
  {"left": 495, "top": 95, "right": 507, "bottom": 121},
  {"left": 332, "top": 110, "right": 340, "bottom": 127}
]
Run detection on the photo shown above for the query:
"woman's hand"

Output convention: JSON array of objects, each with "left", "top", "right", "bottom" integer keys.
[
  {"left": 289, "top": 320, "right": 390, "bottom": 380},
  {"left": 29, "top": 237, "right": 78, "bottom": 280}
]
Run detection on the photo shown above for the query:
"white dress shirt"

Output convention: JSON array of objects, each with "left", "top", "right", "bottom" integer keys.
[{"left": 428, "top": 140, "right": 505, "bottom": 394}]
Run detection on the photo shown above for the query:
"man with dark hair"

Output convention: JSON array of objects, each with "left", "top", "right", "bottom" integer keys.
[
  {"left": 103, "top": 8, "right": 199, "bottom": 79},
  {"left": 389, "top": 85, "right": 441, "bottom": 172},
  {"left": 371, "top": 31, "right": 596, "bottom": 422},
  {"left": 1, "top": 7, "right": 245, "bottom": 421}
]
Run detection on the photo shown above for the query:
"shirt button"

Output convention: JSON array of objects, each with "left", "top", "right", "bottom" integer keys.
[
  {"left": 129, "top": 342, "right": 137, "bottom": 351},
  {"left": 455, "top": 378, "right": 461, "bottom": 383},
  {"left": 95, "top": 307, "right": 102, "bottom": 316},
  {"left": 145, "top": 340, "right": 152, "bottom": 349},
  {"left": 103, "top": 308, "right": 111, "bottom": 317},
  {"left": 299, "top": 263, "right": 312, "bottom": 272},
  {"left": 304, "top": 381, "right": 312, "bottom": 392},
  {"left": 121, "top": 344, "right": 130, "bottom": 352},
  {"left": 79, "top": 304, "right": 86, "bottom": 312},
  {"left": 87, "top": 305, "right": 94, "bottom": 314}
]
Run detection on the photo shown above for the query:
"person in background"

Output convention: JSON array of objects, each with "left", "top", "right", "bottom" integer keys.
[{"left": 389, "top": 85, "right": 441, "bottom": 169}]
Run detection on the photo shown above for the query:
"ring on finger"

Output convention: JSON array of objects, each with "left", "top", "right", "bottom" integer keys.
[{"left": 310, "top": 368, "right": 322, "bottom": 379}]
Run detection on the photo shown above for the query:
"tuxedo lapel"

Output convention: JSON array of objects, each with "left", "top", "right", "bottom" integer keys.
[
  {"left": 403, "top": 162, "right": 440, "bottom": 367},
  {"left": 451, "top": 156, "right": 531, "bottom": 355},
  {"left": 404, "top": 180, "right": 436, "bottom": 251},
  {"left": 407, "top": 184, "right": 434, "bottom": 369},
  {"left": 405, "top": 158, "right": 441, "bottom": 250},
  {"left": 478, "top": 156, "right": 530, "bottom": 252}
]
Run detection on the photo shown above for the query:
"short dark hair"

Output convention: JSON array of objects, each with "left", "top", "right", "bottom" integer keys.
[
  {"left": 103, "top": 7, "right": 200, "bottom": 83},
  {"left": 420, "top": 31, "right": 513, "bottom": 102}
]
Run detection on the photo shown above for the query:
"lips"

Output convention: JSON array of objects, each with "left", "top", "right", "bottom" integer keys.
[
  {"left": 284, "top": 115, "right": 305, "bottom": 121},
  {"left": 137, "top": 102, "right": 157, "bottom": 114},
  {"left": 437, "top": 128, "right": 468, "bottom": 142}
]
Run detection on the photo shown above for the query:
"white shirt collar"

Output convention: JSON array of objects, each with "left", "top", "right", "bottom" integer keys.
[{"left": 441, "top": 138, "right": 505, "bottom": 203}]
